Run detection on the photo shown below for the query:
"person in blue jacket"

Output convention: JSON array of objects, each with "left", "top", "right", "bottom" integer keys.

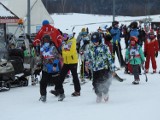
[
  {"left": 39, "top": 35, "right": 61, "bottom": 102},
  {"left": 110, "top": 21, "right": 125, "bottom": 67}
]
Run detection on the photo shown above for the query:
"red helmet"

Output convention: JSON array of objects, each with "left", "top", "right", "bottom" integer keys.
[{"left": 130, "top": 36, "right": 138, "bottom": 46}]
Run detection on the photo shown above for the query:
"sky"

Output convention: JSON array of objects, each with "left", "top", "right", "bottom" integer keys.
[{"left": 1, "top": 13, "right": 160, "bottom": 120}]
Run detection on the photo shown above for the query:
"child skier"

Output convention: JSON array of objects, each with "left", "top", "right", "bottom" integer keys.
[
  {"left": 39, "top": 35, "right": 61, "bottom": 102},
  {"left": 144, "top": 29, "right": 159, "bottom": 73},
  {"left": 125, "top": 36, "right": 145, "bottom": 84},
  {"left": 85, "top": 32, "right": 115, "bottom": 103}
]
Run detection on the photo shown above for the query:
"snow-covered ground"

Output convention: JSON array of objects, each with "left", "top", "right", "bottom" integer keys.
[{"left": 1, "top": 13, "right": 160, "bottom": 120}]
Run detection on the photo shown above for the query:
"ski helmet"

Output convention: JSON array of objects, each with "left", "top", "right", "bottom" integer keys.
[
  {"left": 42, "top": 20, "right": 49, "bottom": 26},
  {"left": 112, "top": 21, "right": 119, "bottom": 27},
  {"left": 63, "top": 29, "right": 74, "bottom": 40},
  {"left": 149, "top": 29, "right": 156, "bottom": 39},
  {"left": 130, "top": 21, "right": 138, "bottom": 28},
  {"left": 42, "top": 34, "right": 51, "bottom": 43},
  {"left": 91, "top": 32, "right": 102, "bottom": 43}
]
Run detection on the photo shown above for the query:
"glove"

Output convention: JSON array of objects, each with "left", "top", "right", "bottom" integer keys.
[
  {"left": 80, "top": 51, "right": 84, "bottom": 55},
  {"left": 144, "top": 52, "right": 147, "bottom": 57},
  {"left": 105, "top": 34, "right": 112, "bottom": 41},
  {"left": 155, "top": 51, "right": 158, "bottom": 57}
]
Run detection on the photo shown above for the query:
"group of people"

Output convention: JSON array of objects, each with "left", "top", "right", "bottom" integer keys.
[{"left": 32, "top": 19, "right": 159, "bottom": 103}]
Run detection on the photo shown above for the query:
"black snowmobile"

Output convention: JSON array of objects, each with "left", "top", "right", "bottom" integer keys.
[{"left": 0, "top": 38, "right": 31, "bottom": 92}]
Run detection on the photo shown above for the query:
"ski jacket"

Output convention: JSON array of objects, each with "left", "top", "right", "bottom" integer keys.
[
  {"left": 62, "top": 37, "right": 78, "bottom": 64},
  {"left": 33, "top": 24, "right": 62, "bottom": 50},
  {"left": 86, "top": 43, "right": 115, "bottom": 72},
  {"left": 110, "top": 27, "right": 121, "bottom": 44},
  {"left": 125, "top": 45, "right": 145, "bottom": 65},
  {"left": 130, "top": 28, "right": 139, "bottom": 38},
  {"left": 144, "top": 38, "right": 159, "bottom": 55},
  {"left": 40, "top": 44, "right": 60, "bottom": 74}
]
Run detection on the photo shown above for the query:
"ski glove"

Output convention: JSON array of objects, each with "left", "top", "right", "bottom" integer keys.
[{"left": 155, "top": 51, "right": 158, "bottom": 57}]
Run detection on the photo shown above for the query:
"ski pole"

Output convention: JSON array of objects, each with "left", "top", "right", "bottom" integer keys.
[{"left": 141, "top": 64, "right": 148, "bottom": 82}]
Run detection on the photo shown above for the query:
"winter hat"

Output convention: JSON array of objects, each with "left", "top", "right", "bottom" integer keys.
[
  {"left": 42, "top": 20, "right": 49, "bottom": 26},
  {"left": 91, "top": 32, "right": 102, "bottom": 43},
  {"left": 130, "top": 36, "right": 138, "bottom": 46}
]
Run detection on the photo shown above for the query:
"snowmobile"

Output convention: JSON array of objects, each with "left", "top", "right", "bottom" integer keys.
[{"left": 0, "top": 37, "right": 31, "bottom": 92}]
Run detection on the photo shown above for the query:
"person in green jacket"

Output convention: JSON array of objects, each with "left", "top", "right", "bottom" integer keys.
[{"left": 125, "top": 36, "right": 145, "bottom": 84}]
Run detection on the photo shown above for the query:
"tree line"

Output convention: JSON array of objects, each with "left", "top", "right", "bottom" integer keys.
[{"left": 42, "top": 0, "right": 160, "bottom": 16}]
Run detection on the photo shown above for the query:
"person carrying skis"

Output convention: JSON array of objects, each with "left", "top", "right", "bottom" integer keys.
[
  {"left": 125, "top": 36, "right": 145, "bottom": 85},
  {"left": 76, "top": 28, "right": 91, "bottom": 81},
  {"left": 110, "top": 21, "right": 125, "bottom": 67},
  {"left": 39, "top": 35, "right": 61, "bottom": 102},
  {"left": 144, "top": 29, "right": 159, "bottom": 73},
  {"left": 85, "top": 32, "right": 115, "bottom": 103},
  {"left": 56, "top": 30, "right": 81, "bottom": 101}
]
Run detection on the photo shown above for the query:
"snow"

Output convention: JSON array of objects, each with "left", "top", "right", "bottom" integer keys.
[{"left": 1, "top": 13, "right": 160, "bottom": 120}]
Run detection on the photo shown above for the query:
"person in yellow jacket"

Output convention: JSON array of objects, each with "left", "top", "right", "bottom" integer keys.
[{"left": 56, "top": 31, "right": 81, "bottom": 101}]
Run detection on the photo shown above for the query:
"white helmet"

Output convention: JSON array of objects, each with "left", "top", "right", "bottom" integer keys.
[{"left": 63, "top": 29, "right": 74, "bottom": 40}]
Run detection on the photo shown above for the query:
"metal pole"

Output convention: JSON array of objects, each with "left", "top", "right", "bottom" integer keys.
[
  {"left": 113, "top": 0, "right": 115, "bottom": 21},
  {"left": 27, "top": 0, "right": 31, "bottom": 35}
]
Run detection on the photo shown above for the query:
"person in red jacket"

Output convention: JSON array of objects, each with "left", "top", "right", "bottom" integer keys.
[
  {"left": 33, "top": 20, "right": 63, "bottom": 54},
  {"left": 144, "top": 29, "right": 159, "bottom": 73}
]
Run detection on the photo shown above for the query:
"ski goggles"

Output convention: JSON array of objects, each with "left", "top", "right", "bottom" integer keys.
[{"left": 92, "top": 39, "right": 99, "bottom": 43}]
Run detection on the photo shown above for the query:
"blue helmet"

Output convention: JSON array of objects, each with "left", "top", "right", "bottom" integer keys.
[{"left": 42, "top": 20, "right": 49, "bottom": 26}]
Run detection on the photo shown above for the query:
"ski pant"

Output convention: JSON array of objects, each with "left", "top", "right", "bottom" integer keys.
[
  {"left": 158, "top": 38, "right": 160, "bottom": 50},
  {"left": 145, "top": 53, "right": 157, "bottom": 71},
  {"left": 112, "top": 43, "right": 125, "bottom": 67},
  {"left": 56, "top": 63, "right": 81, "bottom": 94},
  {"left": 131, "top": 65, "right": 140, "bottom": 80},
  {"left": 40, "top": 71, "right": 60, "bottom": 96},
  {"left": 92, "top": 69, "right": 112, "bottom": 97}
]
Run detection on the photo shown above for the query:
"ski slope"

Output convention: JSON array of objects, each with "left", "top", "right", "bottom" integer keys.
[{"left": 1, "top": 13, "right": 160, "bottom": 120}]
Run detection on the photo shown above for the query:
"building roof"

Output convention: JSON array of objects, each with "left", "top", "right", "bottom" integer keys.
[{"left": 0, "top": 2, "right": 19, "bottom": 23}]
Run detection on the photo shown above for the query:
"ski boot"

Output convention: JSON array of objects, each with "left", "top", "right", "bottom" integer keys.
[
  {"left": 39, "top": 95, "right": 46, "bottom": 102},
  {"left": 58, "top": 94, "right": 65, "bottom": 101},
  {"left": 103, "top": 94, "right": 109, "bottom": 102},
  {"left": 132, "top": 80, "right": 139, "bottom": 85},
  {"left": 96, "top": 95, "right": 102, "bottom": 103},
  {"left": 50, "top": 90, "right": 59, "bottom": 96},
  {"left": 71, "top": 91, "right": 80, "bottom": 97}
]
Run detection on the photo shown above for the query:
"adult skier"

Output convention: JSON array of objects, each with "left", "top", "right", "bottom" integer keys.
[
  {"left": 56, "top": 31, "right": 81, "bottom": 101},
  {"left": 33, "top": 20, "right": 62, "bottom": 54},
  {"left": 110, "top": 21, "right": 125, "bottom": 67}
]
